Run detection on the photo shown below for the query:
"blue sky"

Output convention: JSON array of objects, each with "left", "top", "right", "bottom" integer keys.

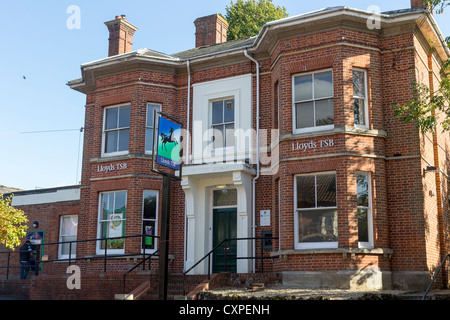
[{"left": 0, "top": 0, "right": 449, "bottom": 191}]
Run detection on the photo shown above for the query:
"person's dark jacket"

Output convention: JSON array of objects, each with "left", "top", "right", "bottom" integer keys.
[{"left": 19, "top": 243, "right": 32, "bottom": 262}]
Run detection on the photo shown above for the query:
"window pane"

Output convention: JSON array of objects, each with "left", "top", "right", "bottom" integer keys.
[
  {"left": 143, "top": 191, "right": 157, "bottom": 220},
  {"left": 115, "top": 191, "right": 127, "bottom": 212},
  {"left": 295, "top": 102, "right": 314, "bottom": 129},
  {"left": 143, "top": 220, "right": 156, "bottom": 249},
  {"left": 212, "top": 101, "right": 223, "bottom": 125},
  {"left": 357, "top": 173, "right": 369, "bottom": 207},
  {"left": 225, "top": 124, "right": 235, "bottom": 147},
  {"left": 315, "top": 99, "right": 334, "bottom": 127},
  {"left": 118, "top": 129, "right": 129, "bottom": 152},
  {"left": 100, "top": 191, "right": 126, "bottom": 250},
  {"left": 298, "top": 209, "right": 338, "bottom": 243},
  {"left": 105, "top": 108, "right": 118, "bottom": 130},
  {"left": 316, "top": 174, "right": 336, "bottom": 207},
  {"left": 62, "top": 216, "right": 78, "bottom": 236},
  {"left": 105, "top": 131, "right": 118, "bottom": 153},
  {"left": 145, "top": 128, "right": 154, "bottom": 151},
  {"left": 147, "top": 104, "right": 159, "bottom": 126},
  {"left": 296, "top": 175, "right": 316, "bottom": 208},
  {"left": 353, "top": 98, "right": 366, "bottom": 126},
  {"left": 60, "top": 236, "right": 77, "bottom": 256},
  {"left": 294, "top": 74, "right": 313, "bottom": 101},
  {"left": 314, "top": 71, "right": 333, "bottom": 99},
  {"left": 213, "top": 189, "right": 237, "bottom": 207},
  {"left": 118, "top": 105, "right": 130, "bottom": 128},
  {"left": 102, "top": 193, "right": 114, "bottom": 216},
  {"left": 353, "top": 70, "right": 365, "bottom": 98},
  {"left": 224, "top": 99, "right": 234, "bottom": 123},
  {"left": 358, "top": 208, "right": 369, "bottom": 242},
  {"left": 212, "top": 126, "right": 224, "bottom": 149}
]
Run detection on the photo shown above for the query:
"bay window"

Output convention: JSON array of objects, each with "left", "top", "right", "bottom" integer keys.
[
  {"left": 142, "top": 190, "right": 158, "bottom": 252},
  {"left": 293, "top": 70, "right": 334, "bottom": 133},
  {"left": 97, "top": 191, "right": 127, "bottom": 254},
  {"left": 357, "top": 172, "right": 373, "bottom": 248},
  {"left": 294, "top": 172, "right": 338, "bottom": 249},
  {"left": 353, "top": 69, "right": 368, "bottom": 127},
  {"left": 145, "top": 103, "right": 161, "bottom": 153},
  {"left": 103, "top": 104, "right": 130, "bottom": 156}
]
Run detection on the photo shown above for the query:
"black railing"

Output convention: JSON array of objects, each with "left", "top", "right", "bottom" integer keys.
[
  {"left": 422, "top": 253, "right": 450, "bottom": 300},
  {"left": 122, "top": 249, "right": 159, "bottom": 294},
  {"left": 182, "top": 236, "right": 278, "bottom": 294},
  {"left": 0, "top": 233, "right": 159, "bottom": 279}
]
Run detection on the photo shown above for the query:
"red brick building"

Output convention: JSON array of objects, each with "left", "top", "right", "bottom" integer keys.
[{"left": 2, "top": 1, "right": 449, "bottom": 297}]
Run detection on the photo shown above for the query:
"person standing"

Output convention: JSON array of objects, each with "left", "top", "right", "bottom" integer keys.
[{"left": 19, "top": 240, "right": 33, "bottom": 280}]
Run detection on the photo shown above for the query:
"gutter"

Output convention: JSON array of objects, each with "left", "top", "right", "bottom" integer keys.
[
  {"left": 244, "top": 49, "right": 260, "bottom": 273},
  {"left": 72, "top": 7, "right": 441, "bottom": 75}
]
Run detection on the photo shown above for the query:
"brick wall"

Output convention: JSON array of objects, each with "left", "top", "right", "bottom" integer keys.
[{"left": 0, "top": 200, "right": 80, "bottom": 278}]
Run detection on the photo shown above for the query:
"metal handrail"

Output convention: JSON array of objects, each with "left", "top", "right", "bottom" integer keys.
[
  {"left": 0, "top": 233, "right": 160, "bottom": 278},
  {"left": 182, "top": 236, "right": 278, "bottom": 295},
  {"left": 422, "top": 253, "right": 450, "bottom": 300},
  {"left": 123, "top": 249, "right": 159, "bottom": 294}
]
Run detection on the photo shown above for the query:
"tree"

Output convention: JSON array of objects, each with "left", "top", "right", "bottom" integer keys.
[
  {"left": 0, "top": 194, "right": 28, "bottom": 250},
  {"left": 225, "top": 0, "right": 288, "bottom": 41},
  {"left": 392, "top": 1, "right": 450, "bottom": 133},
  {"left": 425, "top": 0, "right": 450, "bottom": 13}
]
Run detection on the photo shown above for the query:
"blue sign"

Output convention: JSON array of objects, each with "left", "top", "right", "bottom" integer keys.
[{"left": 156, "top": 116, "right": 181, "bottom": 170}]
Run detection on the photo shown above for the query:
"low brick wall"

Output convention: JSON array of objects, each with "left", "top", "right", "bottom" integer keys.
[{"left": 1, "top": 272, "right": 282, "bottom": 300}]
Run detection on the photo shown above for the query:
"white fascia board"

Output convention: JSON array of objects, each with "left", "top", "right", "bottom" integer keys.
[{"left": 12, "top": 187, "right": 81, "bottom": 206}]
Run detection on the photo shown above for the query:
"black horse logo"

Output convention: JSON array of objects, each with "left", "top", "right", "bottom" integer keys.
[{"left": 160, "top": 127, "right": 178, "bottom": 151}]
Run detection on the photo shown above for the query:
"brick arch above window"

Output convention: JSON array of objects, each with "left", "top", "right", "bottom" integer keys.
[{"left": 286, "top": 55, "right": 338, "bottom": 75}]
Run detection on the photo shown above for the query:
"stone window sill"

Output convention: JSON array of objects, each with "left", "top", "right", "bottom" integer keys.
[{"left": 271, "top": 248, "right": 393, "bottom": 260}]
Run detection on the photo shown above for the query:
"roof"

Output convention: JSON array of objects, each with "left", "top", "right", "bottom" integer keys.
[
  {"left": 70, "top": 5, "right": 448, "bottom": 84},
  {"left": 0, "top": 185, "right": 23, "bottom": 195},
  {"left": 172, "top": 36, "right": 255, "bottom": 60}
]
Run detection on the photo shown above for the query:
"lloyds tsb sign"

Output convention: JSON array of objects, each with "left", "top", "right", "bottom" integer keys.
[{"left": 292, "top": 139, "right": 334, "bottom": 152}]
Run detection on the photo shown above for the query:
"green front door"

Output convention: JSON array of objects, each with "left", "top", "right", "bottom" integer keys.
[{"left": 212, "top": 208, "right": 237, "bottom": 273}]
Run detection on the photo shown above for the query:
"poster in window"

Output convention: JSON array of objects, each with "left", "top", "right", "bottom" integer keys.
[{"left": 144, "top": 225, "right": 153, "bottom": 246}]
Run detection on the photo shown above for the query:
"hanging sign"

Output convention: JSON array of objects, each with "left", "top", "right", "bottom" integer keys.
[{"left": 156, "top": 116, "right": 182, "bottom": 170}]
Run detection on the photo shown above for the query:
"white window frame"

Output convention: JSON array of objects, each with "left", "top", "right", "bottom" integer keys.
[
  {"left": 145, "top": 103, "right": 161, "bottom": 154},
  {"left": 353, "top": 69, "right": 369, "bottom": 129},
  {"left": 294, "top": 172, "right": 338, "bottom": 250},
  {"left": 209, "top": 96, "right": 235, "bottom": 156},
  {"left": 96, "top": 190, "right": 127, "bottom": 255},
  {"left": 101, "top": 104, "right": 130, "bottom": 157},
  {"left": 58, "top": 215, "right": 78, "bottom": 259},
  {"left": 142, "top": 190, "right": 159, "bottom": 253},
  {"left": 357, "top": 172, "right": 374, "bottom": 249},
  {"left": 292, "top": 69, "right": 334, "bottom": 134}
]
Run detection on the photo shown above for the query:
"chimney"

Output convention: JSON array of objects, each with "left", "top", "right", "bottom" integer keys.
[
  {"left": 194, "top": 14, "right": 228, "bottom": 48},
  {"left": 411, "top": 0, "right": 430, "bottom": 9},
  {"left": 104, "top": 15, "right": 138, "bottom": 57}
]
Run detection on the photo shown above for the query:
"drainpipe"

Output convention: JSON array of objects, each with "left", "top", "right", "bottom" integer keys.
[
  {"left": 183, "top": 60, "right": 191, "bottom": 272},
  {"left": 244, "top": 49, "right": 260, "bottom": 273},
  {"left": 428, "top": 53, "right": 447, "bottom": 286},
  {"left": 186, "top": 60, "right": 191, "bottom": 165}
]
